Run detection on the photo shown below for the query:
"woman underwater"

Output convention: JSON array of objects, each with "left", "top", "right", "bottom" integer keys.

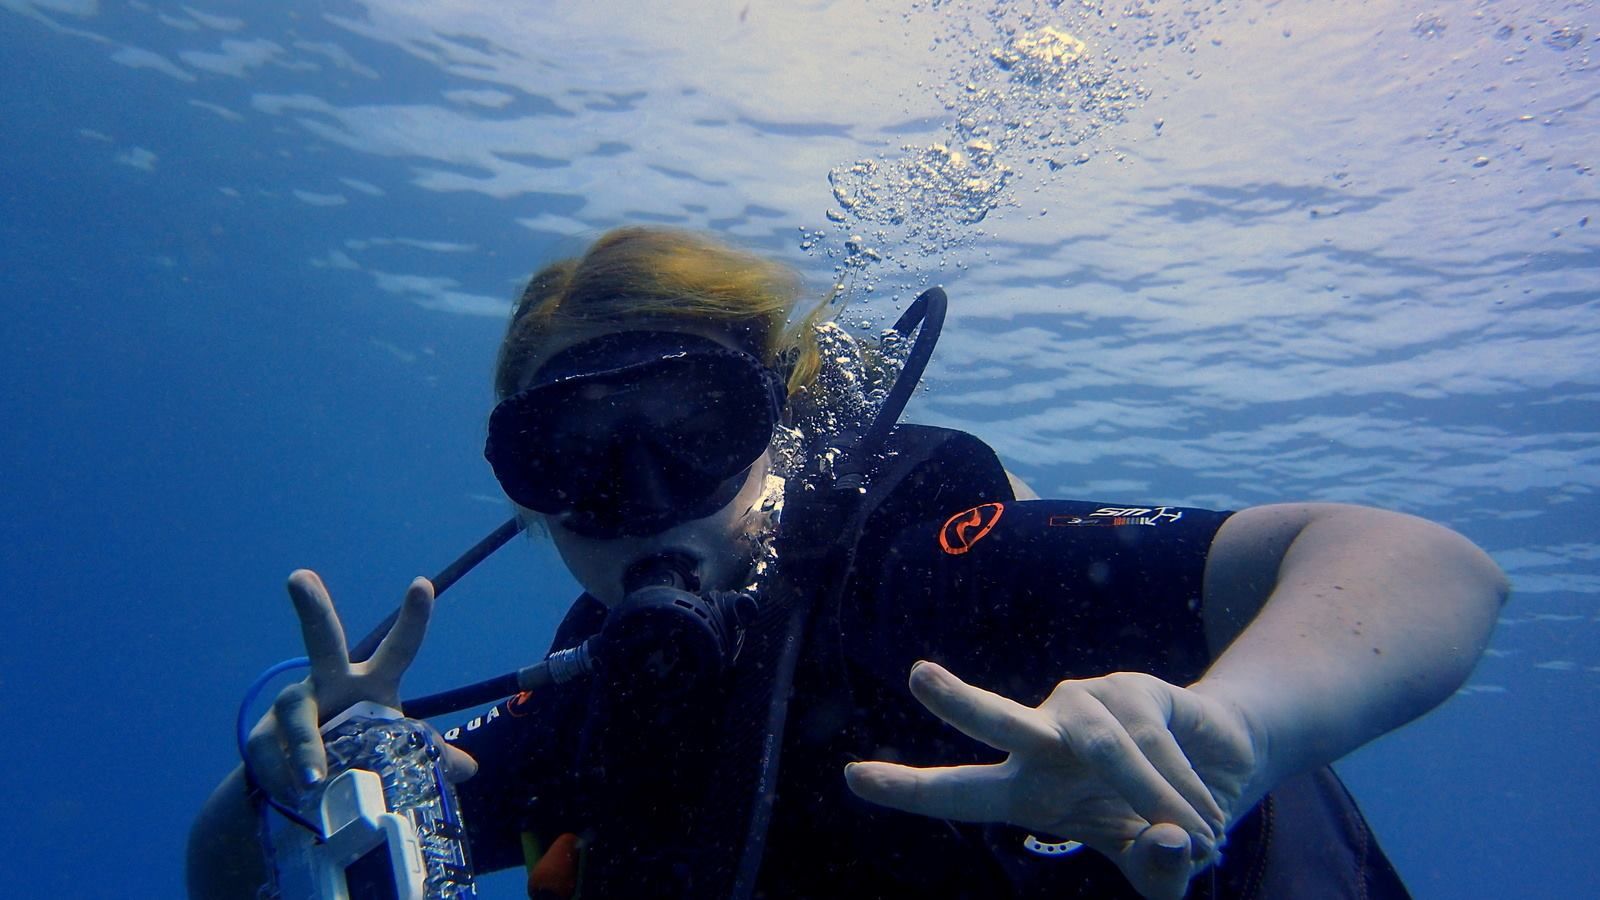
[{"left": 189, "top": 227, "right": 1508, "bottom": 899}]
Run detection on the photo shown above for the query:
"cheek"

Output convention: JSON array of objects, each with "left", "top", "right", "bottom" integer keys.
[{"left": 547, "top": 530, "right": 627, "bottom": 605}]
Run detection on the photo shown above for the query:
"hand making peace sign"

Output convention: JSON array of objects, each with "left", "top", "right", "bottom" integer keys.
[
  {"left": 846, "top": 661, "right": 1260, "bottom": 900},
  {"left": 242, "top": 570, "right": 477, "bottom": 807}
]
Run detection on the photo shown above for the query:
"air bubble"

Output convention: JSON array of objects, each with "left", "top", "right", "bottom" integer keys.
[
  {"left": 817, "top": 2, "right": 1207, "bottom": 293},
  {"left": 1411, "top": 14, "right": 1447, "bottom": 40},
  {"left": 1544, "top": 24, "right": 1585, "bottom": 51}
]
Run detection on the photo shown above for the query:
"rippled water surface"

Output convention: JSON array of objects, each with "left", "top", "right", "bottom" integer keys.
[{"left": 2, "top": 1, "right": 1595, "bottom": 897}]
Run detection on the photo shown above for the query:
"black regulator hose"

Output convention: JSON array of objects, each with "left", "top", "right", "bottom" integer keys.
[{"left": 399, "top": 552, "right": 758, "bottom": 719}]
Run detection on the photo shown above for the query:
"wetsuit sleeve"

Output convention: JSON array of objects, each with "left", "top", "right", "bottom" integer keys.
[{"left": 852, "top": 499, "right": 1232, "bottom": 704}]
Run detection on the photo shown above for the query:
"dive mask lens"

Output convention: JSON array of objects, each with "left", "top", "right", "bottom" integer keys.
[{"left": 484, "top": 332, "right": 784, "bottom": 533}]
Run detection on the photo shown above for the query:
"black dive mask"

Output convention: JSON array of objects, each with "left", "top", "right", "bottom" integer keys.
[{"left": 485, "top": 331, "right": 786, "bottom": 539}]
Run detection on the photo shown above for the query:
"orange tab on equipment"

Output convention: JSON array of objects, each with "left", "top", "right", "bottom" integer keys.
[{"left": 938, "top": 502, "right": 1005, "bottom": 555}]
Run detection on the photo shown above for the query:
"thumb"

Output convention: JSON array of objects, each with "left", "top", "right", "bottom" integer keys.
[
  {"left": 1123, "top": 822, "right": 1199, "bottom": 900},
  {"left": 439, "top": 743, "right": 478, "bottom": 784}
]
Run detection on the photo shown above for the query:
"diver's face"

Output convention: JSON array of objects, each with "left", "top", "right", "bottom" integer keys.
[
  {"left": 544, "top": 450, "right": 773, "bottom": 606},
  {"left": 515, "top": 323, "right": 778, "bottom": 606}
]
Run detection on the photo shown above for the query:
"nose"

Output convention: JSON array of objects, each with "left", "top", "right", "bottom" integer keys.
[{"left": 622, "top": 439, "right": 676, "bottom": 513}]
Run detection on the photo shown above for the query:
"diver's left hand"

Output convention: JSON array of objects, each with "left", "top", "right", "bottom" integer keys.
[{"left": 844, "top": 662, "right": 1258, "bottom": 900}]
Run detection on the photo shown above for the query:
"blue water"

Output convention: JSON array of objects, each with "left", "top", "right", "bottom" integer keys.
[{"left": 1, "top": 1, "right": 1595, "bottom": 897}]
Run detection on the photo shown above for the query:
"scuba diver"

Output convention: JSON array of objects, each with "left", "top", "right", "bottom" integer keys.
[{"left": 188, "top": 227, "right": 1508, "bottom": 900}]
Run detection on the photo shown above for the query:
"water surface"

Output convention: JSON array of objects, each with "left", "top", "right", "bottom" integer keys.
[{"left": 1, "top": 1, "right": 1595, "bottom": 896}]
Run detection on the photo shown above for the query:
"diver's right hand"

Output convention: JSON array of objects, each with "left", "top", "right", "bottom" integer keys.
[{"left": 244, "top": 569, "right": 477, "bottom": 805}]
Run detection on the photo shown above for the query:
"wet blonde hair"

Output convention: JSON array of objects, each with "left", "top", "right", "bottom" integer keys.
[{"left": 494, "top": 227, "right": 828, "bottom": 400}]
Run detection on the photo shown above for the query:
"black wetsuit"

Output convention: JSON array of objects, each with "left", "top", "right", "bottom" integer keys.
[{"left": 448, "top": 426, "right": 1409, "bottom": 899}]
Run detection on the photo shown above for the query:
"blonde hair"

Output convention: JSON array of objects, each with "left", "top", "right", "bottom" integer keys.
[{"left": 494, "top": 227, "right": 828, "bottom": 400}]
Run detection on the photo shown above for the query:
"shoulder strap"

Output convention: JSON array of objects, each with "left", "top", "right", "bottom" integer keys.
[
  {"left": 857, "top": 424, "right": 1015, "bottom": 540},
  {"left": 798, "top": 422, "right": 1016, "bottom": 708},
  {"left": 706, "top": 426, "right": 1013, "bottom": 899}
]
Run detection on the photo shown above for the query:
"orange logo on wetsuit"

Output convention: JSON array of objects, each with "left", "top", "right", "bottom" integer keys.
[
  {"left": 507, "top": 691, "right": 535, "bottom": 717},
  {"left": 939, "top": 502, "right": 1005, "bottom": 555}
]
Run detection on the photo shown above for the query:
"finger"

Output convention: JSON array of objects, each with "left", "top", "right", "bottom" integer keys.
[
  {"left": 439, "top": 743, "right": 479, "bottom": 784},
  {"left": 908, "top": 661, "right": 1059, "bottom": 756},
  {"left": 287, "top": 569, "right": 350, "bottom": 684},
  {"left": 1131, "top": 730, "right": 1224, "bottom": 840},
  {"left": 1122, "top": 822, "right": 1200, "bottom": 900},
  {"left": 1164, "top": 686, "right": 1245, "bottom": 835},
  {"left": 1049, "top": 689, "right": 1213, "bottom": 838},
  {"left": 367, "top": 578, "right": 435, "bottom": 681},
  {"left": 1087, "top": 681, "right": 1227, "bottom": 836},
  {"left": 844, "top": 760, "right": 1013, "bottom": 823},
  {"left": 245, "top": 717, "right": 298, "bottom": 805},
  {"left": 273, "top": 681, "right": 328, "bottom": 789}
]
